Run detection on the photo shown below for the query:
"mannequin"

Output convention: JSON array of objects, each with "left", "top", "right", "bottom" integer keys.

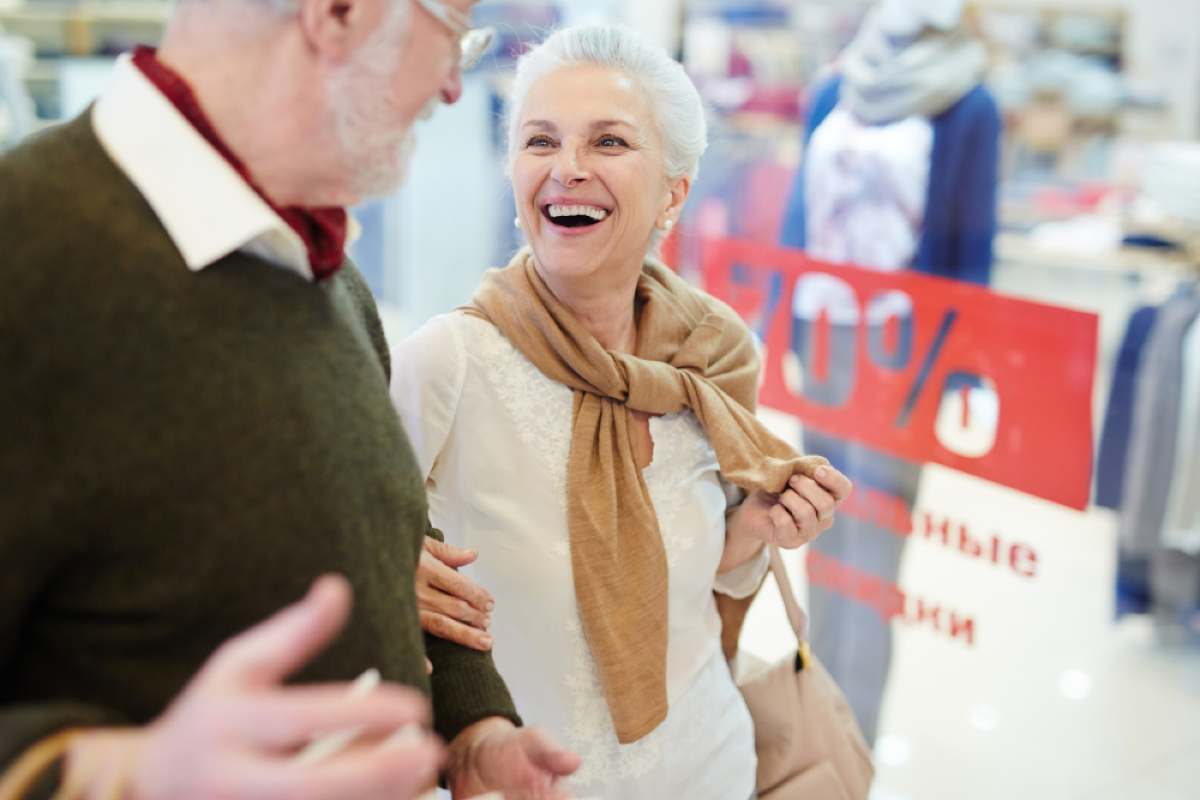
[
  {"left": 782, "top": 0, "right": 998, "bottom": 283},
  {"left": 778, "top": 0, "right": 1000, "bottom": 743}
]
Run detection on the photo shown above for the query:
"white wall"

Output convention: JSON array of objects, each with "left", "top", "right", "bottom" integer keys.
[
  {"left": 617, "top": 0, "right": 684, "bottom": 54},
  {"left": 377, "top": 71, "right": 503, "bottom": 333},
  {"left": 1123, "top": 0, "right": 1200, "bottom": 138}
]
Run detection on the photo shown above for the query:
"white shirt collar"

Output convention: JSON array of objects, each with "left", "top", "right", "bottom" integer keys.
[{"left": 91, "top": 54, "right": 360, "bottom": 281}]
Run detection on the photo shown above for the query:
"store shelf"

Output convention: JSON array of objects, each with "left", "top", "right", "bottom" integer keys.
[
  {"left": 0, "top": 1, "right": 165, "bottom": 55},
  {"left": 996, "top": 231, "right": 1196, "bottom": 277}
]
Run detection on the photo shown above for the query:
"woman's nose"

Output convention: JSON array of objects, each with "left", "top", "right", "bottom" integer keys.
[{"left": 551, "top": 148, "right": 589, "bottom": 186}]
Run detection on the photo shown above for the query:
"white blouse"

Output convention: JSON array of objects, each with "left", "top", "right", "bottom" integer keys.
[{"left": 391, "top": 311, "right": 767, "bottom": 800}]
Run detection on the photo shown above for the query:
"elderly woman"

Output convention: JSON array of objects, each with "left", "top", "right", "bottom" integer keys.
[{"left": 392, "top": 25, "right": 851, "bottom": 799}]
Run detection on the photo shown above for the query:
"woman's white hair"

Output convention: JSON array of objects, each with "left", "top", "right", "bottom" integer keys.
[{"left": 505, "top": 25, "right": 708, "bottom": 184}]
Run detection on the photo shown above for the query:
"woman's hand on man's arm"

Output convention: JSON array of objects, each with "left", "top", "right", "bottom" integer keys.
[{"left": 417, "top": 538, "right": 495, "bottom": 652}]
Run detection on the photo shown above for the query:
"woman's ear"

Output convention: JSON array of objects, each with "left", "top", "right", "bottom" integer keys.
[
  {"left": 296, "top": 0, "right": 381, "bottom": 61},
  {"left": 659, "top": 175, "right": 692, "bottom": 229}
]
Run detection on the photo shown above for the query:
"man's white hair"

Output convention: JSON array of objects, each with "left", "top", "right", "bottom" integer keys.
[
  {"left": 505, "top": 25, "right": 708, "bottom": 185},
  {"left": 171, "top": 0, "right": 410, "bottom": 32}
]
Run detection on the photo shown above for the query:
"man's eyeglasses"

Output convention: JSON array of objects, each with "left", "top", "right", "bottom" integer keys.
[{"left": 413, "top": 0, "right": 495, "bottom": 71}]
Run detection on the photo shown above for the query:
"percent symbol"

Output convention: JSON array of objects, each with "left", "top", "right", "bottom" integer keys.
[{"left": 894, "top": 310, "right": 959, "bottom": 428}]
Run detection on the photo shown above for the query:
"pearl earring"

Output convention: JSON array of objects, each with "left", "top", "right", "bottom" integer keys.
[
  {"left": 514, "top": 216, "right": 522, "bottom": 230},
  {"left": 661, "top": 219, "right": 674, "bottom": 231}
]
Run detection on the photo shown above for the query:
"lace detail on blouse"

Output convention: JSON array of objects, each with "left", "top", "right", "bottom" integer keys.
[
  {"left": 645, "top": 412, "right": 719, "bottom": 566},
  {"left": 460, "top": 315, "right": 728, "bottom": 785},
  {"left": 561, "top": 607, "right": 741, "bottom": 793},
  {"left": 468, "top": 316, "right": 574, "bottom": 556}
]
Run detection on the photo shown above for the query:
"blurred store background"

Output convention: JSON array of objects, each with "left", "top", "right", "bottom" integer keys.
[{"left": 2, "top": 1, "right": 1198, "bottom": 798}]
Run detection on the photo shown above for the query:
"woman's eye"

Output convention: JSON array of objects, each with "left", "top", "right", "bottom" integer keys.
[
  {"left": 526, "top": 136, "right": 555, "bottom": 149},
  {"left": 597, "top": 135, "right": 628, "bottom": 148}
]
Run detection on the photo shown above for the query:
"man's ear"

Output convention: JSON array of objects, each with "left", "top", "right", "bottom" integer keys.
[{"left": 296, "top": 0, "right": 380, "bottom": 61}]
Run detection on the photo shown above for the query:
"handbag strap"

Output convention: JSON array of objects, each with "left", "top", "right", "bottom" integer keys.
[{"left": 767, "top": 545, "right": 809, "bottom": 644}]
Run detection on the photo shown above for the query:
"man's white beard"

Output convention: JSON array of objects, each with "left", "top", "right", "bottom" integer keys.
[
  {"left": 347, "top": 122, "right": 417, "bottom": 199},
  {"left": 327, "top": 13, "right": 427, "bottom": 200}
]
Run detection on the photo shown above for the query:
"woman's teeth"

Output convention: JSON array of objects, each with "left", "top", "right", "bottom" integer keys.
[{"left": 545, "top": 204, "right": 609, "bottom": 226}]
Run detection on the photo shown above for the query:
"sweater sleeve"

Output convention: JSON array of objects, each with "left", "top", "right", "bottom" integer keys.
[
  {"left": 420, "top": 529, "right": 522, "bottom": 741},
  {"left": 425, "top": 508, "right": 522, "bottom": 739},
  {"left": 424, "top": 630, "right": 521, "bottom": 743},
  {"left": 779, "top": 75, "right": 843, "bottom": 250},
  {"left": 0, "top": 293, "right": 125, "bottom": 794},
  {"left": 949, "top": 86, "right": 1002, "bottom": 286}
]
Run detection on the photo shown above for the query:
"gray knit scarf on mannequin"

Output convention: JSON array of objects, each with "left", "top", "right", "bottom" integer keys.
[{"left": 840, "top": 8, "right": 987, "bottom": 125}]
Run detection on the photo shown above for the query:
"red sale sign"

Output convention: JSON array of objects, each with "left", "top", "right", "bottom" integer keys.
[{"left": 696, "top": 238, "right": 1099, "bottom": 510}]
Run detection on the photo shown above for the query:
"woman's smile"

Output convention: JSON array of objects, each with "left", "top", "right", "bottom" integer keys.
[{"left": 540, "top": 201, "right": 612, "bottom": 235}]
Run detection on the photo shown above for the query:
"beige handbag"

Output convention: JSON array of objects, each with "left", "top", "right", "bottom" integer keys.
[{"left": 734, "top": 546, "right": 875, "bottom": 799}]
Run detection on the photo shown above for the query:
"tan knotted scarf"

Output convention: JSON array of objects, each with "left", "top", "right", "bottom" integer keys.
[{"left": 466, "top": 248, "right": 827, "bottom": 743}]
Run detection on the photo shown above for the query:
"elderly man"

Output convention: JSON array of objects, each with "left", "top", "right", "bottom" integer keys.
[{"left": 0, "top": 1, "right": 579, "bottom": 798}]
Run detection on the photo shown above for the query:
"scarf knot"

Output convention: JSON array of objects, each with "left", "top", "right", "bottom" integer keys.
[{"left": 613, "top": 355, "right": 687, "bottom": 416}]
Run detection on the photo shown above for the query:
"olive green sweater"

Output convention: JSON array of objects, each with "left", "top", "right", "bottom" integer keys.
[{"left": 0, "top": 114, "right": 517, "bottom": 790}]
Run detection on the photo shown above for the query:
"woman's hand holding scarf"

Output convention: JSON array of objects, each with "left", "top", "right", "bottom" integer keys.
[{"left": 722, "top": 465, "right": 853, "bottom": 570}]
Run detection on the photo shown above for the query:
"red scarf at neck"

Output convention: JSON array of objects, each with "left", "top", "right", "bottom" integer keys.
[{"left": 132, "top": 46, "right": 348, "bottom": 281}]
